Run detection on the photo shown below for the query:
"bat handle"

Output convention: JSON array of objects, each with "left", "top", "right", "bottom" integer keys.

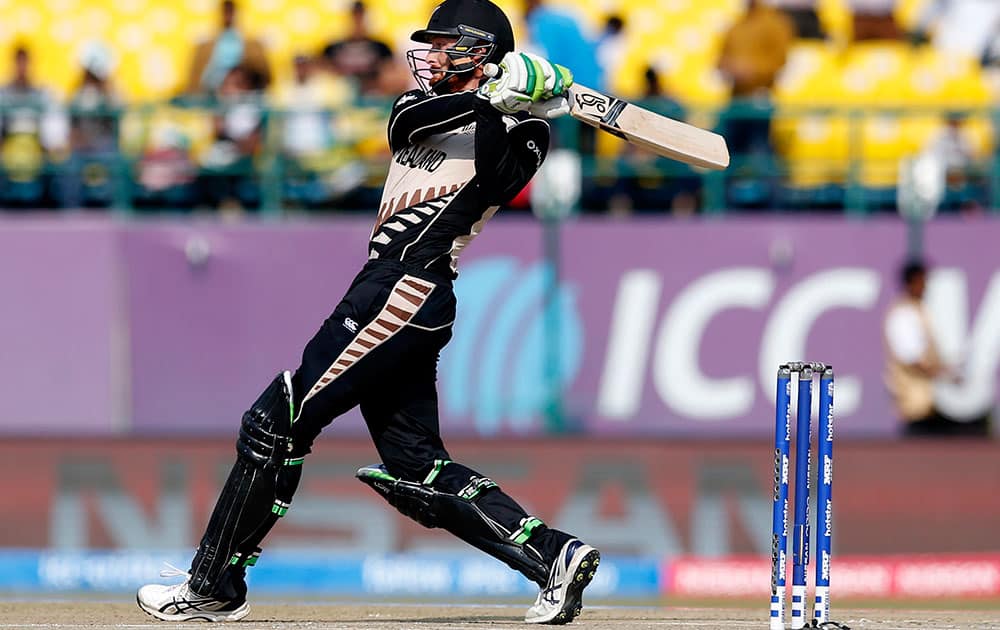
[{"left": 483, "top": 63, "right": 500, "bottom": 79}]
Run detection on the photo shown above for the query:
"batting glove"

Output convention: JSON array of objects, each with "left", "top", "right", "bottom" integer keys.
[
  {"left": 528, "top": 95, "right": 571, "bottom": 119},
  {"left": 478, "top": 52, "right": 574, "bottom": 114},
  {"left": 513, "top": 51, "right": 573, "bottom": 102},
  {"left": 478, "top": 69, "right": 533, "bottom": 114}
]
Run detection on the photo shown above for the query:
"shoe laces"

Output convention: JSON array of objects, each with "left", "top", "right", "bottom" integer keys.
[
  {"left": 539, "top": 569, "right": 562, "bottom": 606},
  {"left": 159, "top": 562, "right": 191, "bottom": 580},
  {"left": 541, "top": 584, "right": 560, "bottom": 605}
]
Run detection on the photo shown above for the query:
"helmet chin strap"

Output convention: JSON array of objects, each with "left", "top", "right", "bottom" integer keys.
[{"left": 431, "top": 50, "right": 482, "bottom": 94}]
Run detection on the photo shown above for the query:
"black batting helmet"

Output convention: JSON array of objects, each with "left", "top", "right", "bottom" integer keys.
[
  {"left": 407, "top": 0, "right": 515, "bottom": 93},
  {"left": 411, "top": 0, "right": 515, "bottom": 64}
]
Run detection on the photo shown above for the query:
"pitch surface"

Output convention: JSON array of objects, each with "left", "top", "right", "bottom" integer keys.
[{"left": 1, "top": 601, "right": 998, "bottom": 629}]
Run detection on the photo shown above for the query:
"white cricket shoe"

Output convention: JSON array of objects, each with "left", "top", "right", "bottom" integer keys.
[
  {"left": 525, "top": 539, "right": 600, "bottom": 624},
  {"left": 136, "top": 564, "right": 250, "bottom": 622}
]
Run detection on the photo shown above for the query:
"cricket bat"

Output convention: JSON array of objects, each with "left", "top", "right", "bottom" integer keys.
[{"left": 484, "top": 64, "right": 730, "bottom": 170}]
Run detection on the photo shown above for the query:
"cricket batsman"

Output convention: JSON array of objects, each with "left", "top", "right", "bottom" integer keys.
[{"left": 137, "top": 0, "right": 600, "bottom": 624}]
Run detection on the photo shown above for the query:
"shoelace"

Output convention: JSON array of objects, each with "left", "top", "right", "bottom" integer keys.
[
  {"left": 542, "top": 588, "right": 559, "bottom": 604},
  {"left": 540, "top": 579, "right": 563, "bottom": 605},
  {"left": 159, "top": 562, "right": 191, "bottom": 580}
]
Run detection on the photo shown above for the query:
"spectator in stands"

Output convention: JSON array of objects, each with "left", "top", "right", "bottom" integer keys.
[
  {"left": 1, "top": 46, "right": 43, "bottom": 109},
  {"left": 272, "top": 54, "right": 366, "bottom": 208},
  {"left": 274, "top": 55, "right": 350, "bottom": 158},
  {"left": 524, "top": 0, "right": 602, "bottom": 154},
  {"left": 849, "top": 0, "right": 902, "bottom": 41},
  {"left": 63, "top": 42, "right": 122, "bottom": 208},
  {"left": 771, "top": 0, "right": 826, "bottom": 39},
  {"left": 523, "top": 0, "right": 603, "bottom": 91},
  {"left": 914, "top": 0, "right": 1000, "bottom": 62},
  {"left": 592, "top": 67, "right": 699, "bottom": 216},
  {"left": 0, "top": 44, "right": 68, "bottom": 209},
  {"left": 321, "top": 1, "right": 404, "bottom": 97},
  {"left": 634, "top": 67, "right": 699, "bottom": 215},
  {"left": 596, "top": 15, "right": 627, "bottom": 85},
  {"left": 717, "top": 0, "right": 795, "bottom": 208},
  {"left": 718, "top": 0, "right": 795, "bottom": 101},
  {"left": 186, "top": 0, "right": 271, "bottom": 98},
  {"left": 641, "top": 66, "right": 672, "bottom": 102},
  {"left": 198, "top": 65, "right": 266, "bottom": 212},
  {"left": 882, "top": 259, "right": 989, "bottom": 437},
  {"left": 921, "top": 112, "right": 985, "bottom": 213},
  {"left": 982, "top": 19, "right": 1000, "bottom": 67},
  {"left": 133, "top": 125, "right": 199, "bottom": 210},
  {"left": 69, "top": 43, "right": 119, "bottom": 154}
]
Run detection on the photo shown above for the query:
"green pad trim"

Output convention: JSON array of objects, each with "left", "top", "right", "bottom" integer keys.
[
  {"left": 271, "top": 500, "right": 290, "bottom": 517},
  {"left": 422, "top": 459, "right": 451, "bottom": 485},
  {"left": 457, "top": 476, "right": 498, "bottom": 500},
  {"left": 510, "top": 516, "right": 544, "bottom": 544}
]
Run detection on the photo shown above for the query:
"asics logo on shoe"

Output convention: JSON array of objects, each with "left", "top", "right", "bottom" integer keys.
[{"left": 160, "top": 594, "right": 228, "bottom": 614}]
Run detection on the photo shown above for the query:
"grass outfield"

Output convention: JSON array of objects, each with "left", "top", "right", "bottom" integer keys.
[{"left": 0, "top": 599, "right": 999, "bottom": 629}]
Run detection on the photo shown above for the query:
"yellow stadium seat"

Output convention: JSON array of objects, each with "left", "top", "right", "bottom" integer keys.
[
  {"left": 0, "top": 0, "right": 749, "bottom": 104},
  {"left": 774, "top": 41, "right": 844, "bottom": 105},
  {"left": 817, "top": 0, "right": 852, "bottom": 43},
  {"left": 11, "top": 0, "right": 996, "bottom": 207},
  {"left": 774, "top": 114, "right": 850, "bottom": 188},
  {"left": 836, "top": 42, "right": 913, "bottom": 106},
  {"left": 773, "top": 41, "right": 846, "bottom": 188},
  {"left": 0, "top": 0, "right": 987, "bottom": 154},
  {"left": 901, "top": 114, "right": 946, "bottom": 154},
  {"left": 908, "top": 46, "right": 991, "bottom": 108},
  {"left": 667, "top": 62, "right": 729, "bottom": 109},
  {"left": 857, "top": 113, "right": 907, "bottom": 188},
  {"left": 895, "top": 0, "right": 932, "bottom": 33},
  {"left": 962, "top": 115, "right": 995, "bottom": 157}
]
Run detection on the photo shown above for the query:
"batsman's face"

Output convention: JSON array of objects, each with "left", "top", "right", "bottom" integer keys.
[
  {"left": 408, "top": 35, "right": 488, "bottom": 94},
  {"left": 427, "top": 36, "right": 460, "bottom": 86}
]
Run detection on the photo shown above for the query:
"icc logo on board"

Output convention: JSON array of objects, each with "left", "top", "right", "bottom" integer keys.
[{"left": 439, "top": 257, "right": 584, "bottom": 434}]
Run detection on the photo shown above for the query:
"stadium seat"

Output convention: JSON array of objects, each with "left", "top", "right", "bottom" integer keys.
[
  {"left": 0, "top": 0, "right": 982, "bottom": 111},
  {"left": 0, "top": 0, "right": 993, "bottom": 215}
]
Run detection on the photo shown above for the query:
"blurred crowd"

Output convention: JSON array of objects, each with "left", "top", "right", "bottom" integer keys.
[
  {"left": 1, "top": 0, "right": 410, "bottom": 213},
  {"left": 1, "top": 0, "right": 1000, "bottom": 215}
]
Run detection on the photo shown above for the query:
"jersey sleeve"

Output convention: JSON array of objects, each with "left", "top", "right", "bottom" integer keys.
[
  {"left": 472, "top": 100, "right": 550, "bottom": 205},
  {"left": 387, "top": 89, "right": 479, "bottom": 153}
]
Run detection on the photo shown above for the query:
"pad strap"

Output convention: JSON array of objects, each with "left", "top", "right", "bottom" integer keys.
[
  {"left": 189, "top": 371, "right": 303, "bottom": 598},
  {"left": 357, "top": 463, "right": 550, "bottom": 585}
]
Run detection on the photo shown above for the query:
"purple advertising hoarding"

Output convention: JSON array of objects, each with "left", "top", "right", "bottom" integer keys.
[
  {"left": 444, "top": 218, "right": 1000, "bottom": 438},
  {"left": 0, "top": 217, "right": 121, "bottom": 434},
  {"left": 2, "top": 215, "right": 998, "bottom": 438},
  {"left": 121, "top": 219, "right": 373, "bottom": 434}
]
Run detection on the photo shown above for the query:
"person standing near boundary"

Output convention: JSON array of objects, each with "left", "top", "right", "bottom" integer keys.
[
  {"left": 882, "top": 259, "right": 990, "bottom": 437},
  {"left": 136, "top": 0, "right": 600, "bottom": 625}
]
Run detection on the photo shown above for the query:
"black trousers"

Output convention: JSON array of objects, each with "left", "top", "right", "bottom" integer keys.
[
  {"left": 287, "top": 259, "right": 456, "bottom": 479},
  {"left": 189, "top": 259, "right": 571, "bottom": 597},
  {"left": 285, "top": 259, "right": 570, "bottom": 572}
]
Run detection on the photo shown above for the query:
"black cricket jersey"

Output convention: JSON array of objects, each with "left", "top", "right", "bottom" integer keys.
[{"left": 369, "top": 88, "right": 550, "bottom": 279}]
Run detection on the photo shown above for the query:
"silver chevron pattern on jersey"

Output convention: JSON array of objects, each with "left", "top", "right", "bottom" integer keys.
[
  {"left": 298, "top": 275, "right": 435, "bottom": 410},
  {"left": 368, "top": 190, "right": 460, "bottom": 261}
]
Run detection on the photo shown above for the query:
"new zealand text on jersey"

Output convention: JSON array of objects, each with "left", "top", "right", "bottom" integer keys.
[{"left": 394, "top": 145, "right": 447, "bottom": 172}]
